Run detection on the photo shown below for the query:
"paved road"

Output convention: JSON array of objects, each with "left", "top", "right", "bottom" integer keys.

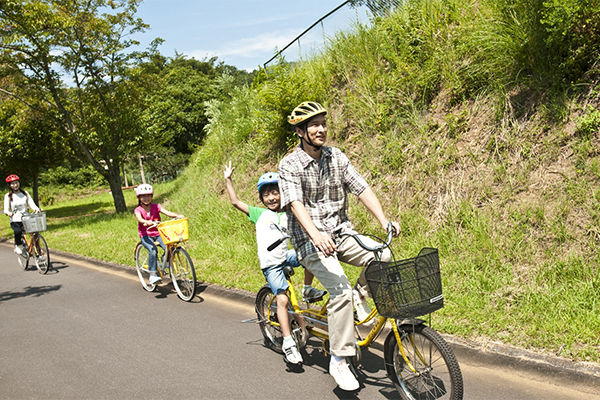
[{"left": 1, "top": 242, "right": 599, "bottom": 399}]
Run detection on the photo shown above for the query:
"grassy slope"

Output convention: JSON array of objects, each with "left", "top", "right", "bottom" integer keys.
[{"left": 3, "top": 0, "right": 599, "bottom": 364}]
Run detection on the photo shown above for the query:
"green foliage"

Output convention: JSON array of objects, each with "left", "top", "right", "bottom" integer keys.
[
  {"left": 490, "top": 0, "right": 600, "bottom": 89},
  {"left": 142, "top": 55, "right": 233, "bottom": 154},
  {"left": 577, "top": 106, "right": 600, "bottom": 138},
  {"left": 0, "top": 0, "right": 154, "bottom": 212},
  {"left": 39, "top": 166, "right": 108, "bottom": 188}
]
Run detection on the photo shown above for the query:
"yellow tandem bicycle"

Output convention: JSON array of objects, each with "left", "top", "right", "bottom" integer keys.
[{"left": 255, "top": 225, "right": 463, "bottom": 399}]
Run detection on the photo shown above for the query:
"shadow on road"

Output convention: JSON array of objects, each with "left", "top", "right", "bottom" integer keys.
[
  {"left": 144, "top": 281, "right": 205, "bottom": 303},
  {"left": 0, "top": 284, "right": 62, "bottom": 303}
]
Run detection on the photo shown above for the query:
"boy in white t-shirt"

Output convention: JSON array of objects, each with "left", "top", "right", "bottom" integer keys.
[{"left": 224, "top": 161, "right": 325, "bottom": 365}]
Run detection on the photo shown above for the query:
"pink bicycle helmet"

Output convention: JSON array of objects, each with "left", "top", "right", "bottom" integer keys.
[{"left": 135, "top": 184, "right": 154, "bottom": 197}]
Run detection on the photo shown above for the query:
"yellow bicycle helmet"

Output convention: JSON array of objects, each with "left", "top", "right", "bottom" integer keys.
[{"left": 287, "top": 101, "right": 327, "bottom": 126}]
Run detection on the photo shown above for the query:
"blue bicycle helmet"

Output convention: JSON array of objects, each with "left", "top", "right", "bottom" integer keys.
[{"left": 257, "top": 172, "right": 279, "bottom": 196}]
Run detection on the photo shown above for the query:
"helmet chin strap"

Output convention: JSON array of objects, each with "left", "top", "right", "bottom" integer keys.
[{"left": 298, "top": 129, "right": 322, "bottom": 152}]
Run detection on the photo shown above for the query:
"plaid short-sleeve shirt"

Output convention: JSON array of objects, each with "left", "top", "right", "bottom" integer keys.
[{"left": 278, "top": 145, "right": 368, "bottom": 260}]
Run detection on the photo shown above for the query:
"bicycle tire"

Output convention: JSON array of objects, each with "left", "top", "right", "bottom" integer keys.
[
  {"left": 255, "top": 285, "right": 285, "bottom": 353},
  {"left": 384, "top": 324, "right": 463, "bottom": 400},
  {"left": 135, "top": 243, "right": 157, "bottom": 292},
  {"left": 255, "top": 285, "right": 307, "bottom": 354},
  {"left": 17, "top": 238, "right": 29, "bottom": 270},
  {"left": 170, "top": 247, "right": 196, "bottom": 301},
  {"left": 33, "top": 234, "right": 50, "bottom": 274}
]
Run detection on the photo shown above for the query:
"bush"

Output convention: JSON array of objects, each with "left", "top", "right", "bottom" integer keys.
[{"left": 39, "top": 165, "right": 107, "bottom": 188}]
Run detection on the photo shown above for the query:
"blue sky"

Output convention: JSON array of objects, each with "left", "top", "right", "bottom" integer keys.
[{"left": 132, "top": 0, "right": 351, "bottom": 71}]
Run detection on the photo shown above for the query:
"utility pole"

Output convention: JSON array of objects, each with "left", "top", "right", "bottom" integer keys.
[
  {"left": 122, "top": 164, "right": 128, "bottom": 187},
  {"left": 138, "top": 154, "right": 146, "bottom": 184}
]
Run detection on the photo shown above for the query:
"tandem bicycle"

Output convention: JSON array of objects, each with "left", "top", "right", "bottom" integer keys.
[
  {"left": 16, "top": 211, "right": 50, "bottom": 274},
  {"left": 134, "top": 218, "right": 196, "bottom": 302},
  {"left": 254, "top": 224, "right": 464, "bottom": 400}
]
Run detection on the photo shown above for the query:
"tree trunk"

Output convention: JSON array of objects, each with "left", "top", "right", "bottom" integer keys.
[
  {"left": 32, "top": 173, "right": 39, "bottom": 207},
  {"left": 106, "top": 163, "right": 127, "bottom": 213}
]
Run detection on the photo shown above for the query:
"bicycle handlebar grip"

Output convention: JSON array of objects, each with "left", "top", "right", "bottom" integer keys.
[{"left": 267, "top": 235, "right": 290, "bottom": 252}]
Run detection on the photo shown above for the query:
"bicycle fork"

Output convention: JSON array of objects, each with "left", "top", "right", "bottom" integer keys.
[{"left": 391, "top": 319, "right": 429, "bottom": 376}]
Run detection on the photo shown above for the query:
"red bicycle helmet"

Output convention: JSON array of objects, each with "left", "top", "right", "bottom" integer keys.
[{"left": 5, "top": 174, "right": 19, "bottom": 183}]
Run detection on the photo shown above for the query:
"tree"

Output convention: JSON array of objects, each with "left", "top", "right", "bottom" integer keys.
[
  {"left": 0, "top": 0, "right": 156, "bottom": 212},
  {"left": 0, "top": 95, "right": 66, "bottom": 205},
  {"left": 141, "top": 55, "right": 256, "bottom": 154}
]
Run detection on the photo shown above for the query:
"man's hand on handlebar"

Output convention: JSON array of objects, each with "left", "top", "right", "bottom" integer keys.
[
  {"left": 312, "top": 232, "right": 337, "bottom": 257},
  {"left": 388, "top": 221, "right": 401, "bottom": 237}
]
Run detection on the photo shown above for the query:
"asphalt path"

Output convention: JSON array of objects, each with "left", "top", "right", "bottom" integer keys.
[{"left": 1, "top": 242, "right": 599, "bottom": 399}]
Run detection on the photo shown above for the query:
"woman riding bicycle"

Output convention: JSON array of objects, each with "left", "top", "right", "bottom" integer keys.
[{"left": 3, "top": 174, "right": 41, "bottom": 255}]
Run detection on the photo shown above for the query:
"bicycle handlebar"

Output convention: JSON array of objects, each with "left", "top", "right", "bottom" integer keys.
[
  {"left": 267, "top": 235, "right": 291, "bottom": 252},
  {"left": 267, "top": 222, "right": 395, "bottom": 253},
  {"left": 337, "top": 222, "right": 395, "bottom": 253}
]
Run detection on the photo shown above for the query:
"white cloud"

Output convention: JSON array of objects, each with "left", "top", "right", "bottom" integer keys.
[
  {"left": 189, "top": 29, "right": 296, "bottom": 60},
  {"left": 189, "top": 28, "right": 325, "bottom": 61}
]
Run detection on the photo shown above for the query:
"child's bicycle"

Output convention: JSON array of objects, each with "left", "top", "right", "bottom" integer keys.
[
  {"left": 134, "top": 218, "right": 196, "bottom": 302},
  {"left": 16, "top": 212, "right": 50, "bottom": 274},
  {"left": 254, "top": 225, "right": 463, "bottom": 400}
]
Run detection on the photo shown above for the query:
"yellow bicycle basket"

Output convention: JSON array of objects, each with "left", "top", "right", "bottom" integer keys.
[{"left": 157, "top": 218, "right": 189, "bottom": 244}]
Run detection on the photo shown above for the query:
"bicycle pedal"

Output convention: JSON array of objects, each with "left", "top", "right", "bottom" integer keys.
[{"left": 304, "top": 295, "right": 324, "bottom": 303}]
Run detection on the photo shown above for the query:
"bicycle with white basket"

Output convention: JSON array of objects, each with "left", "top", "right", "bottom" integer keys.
[{"left": 17, "top": 212, "right": 50, "bottom": 274}]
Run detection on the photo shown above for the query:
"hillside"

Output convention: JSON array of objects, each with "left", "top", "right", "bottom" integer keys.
[{"left": 178, "top": 0, "right": 600, "bottom": 364}]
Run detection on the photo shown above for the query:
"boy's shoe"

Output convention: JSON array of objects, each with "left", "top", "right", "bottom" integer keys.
[
  {"left": 149, "top": 273, "right": 162, "bottom": 284},
  {"left": 330, "top": 358, "right": 359, "bottom": 391},
  {"left": 353, "top": 289, "right": 372, "bottom": 323},
  {"left": 282, "top": 341, "right": 303, "bottom": 365},
  {"left": 14, "top": 245, "right": 22, "bottom": 255},
  {"left": 302, "top": 286, "right": 327, "bottom": 303}
]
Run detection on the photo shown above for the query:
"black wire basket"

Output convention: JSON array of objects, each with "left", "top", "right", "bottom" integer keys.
[{"left": 365, "top": 247, "right": 444, "bottom": 319}]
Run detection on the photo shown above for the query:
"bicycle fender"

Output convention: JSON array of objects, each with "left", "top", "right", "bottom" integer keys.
[{"left": 397, "top": 318, "right": 426, "bottom": 327}]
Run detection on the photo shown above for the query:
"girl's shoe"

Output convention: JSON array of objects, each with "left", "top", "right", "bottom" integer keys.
[
  {"left": 149, "top": 273, "right": 162, "bottom": 284},
  {"left": 14, "top": 245, "right": 22, "bottom": 255}
]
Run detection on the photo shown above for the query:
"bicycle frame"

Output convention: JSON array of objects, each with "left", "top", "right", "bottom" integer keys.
[
  {"left": 21, "top": 232, "right": 40, "bottom": 256},
  {"left": 261, "top": 224, "right": 424, "bottom": 372},
  {"left": 265, "top": 275, "right": 413, "bottom": 359}
]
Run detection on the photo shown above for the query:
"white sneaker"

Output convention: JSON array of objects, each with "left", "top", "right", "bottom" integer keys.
[
  {"left": 282, "top": 340, "right": 303, "bottom": 364},
  {"left": 14, "top": 245, "right": 22, "bottom": 255},
  {"left": 149, "top": 274, "right": 162, "bottom": 284},
  {"left": 353, "top": 289, "right": 372, "bottom": 323},
  {"left": 330, "top": 358, "right": 359, "bottom": 391}
]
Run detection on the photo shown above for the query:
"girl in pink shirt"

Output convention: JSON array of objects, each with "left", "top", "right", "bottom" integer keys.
[{"left": 134, "top": 184, "right": 184, "bottom": 284}]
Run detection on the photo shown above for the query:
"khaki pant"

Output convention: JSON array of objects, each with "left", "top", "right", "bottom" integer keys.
[{"left": 301, "top": 234, "right": 391, "bottom": 357}]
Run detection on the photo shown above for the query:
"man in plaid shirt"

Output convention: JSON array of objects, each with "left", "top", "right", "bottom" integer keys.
[{"left": 278, "top": 101, "right": 400, "bottom": 392}]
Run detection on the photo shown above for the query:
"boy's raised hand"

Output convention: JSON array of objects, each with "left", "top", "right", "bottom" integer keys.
[{"left": 224, "top": 160, "right": 235, "bottom": 180}]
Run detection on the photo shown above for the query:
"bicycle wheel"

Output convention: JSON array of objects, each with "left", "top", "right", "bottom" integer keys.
[
  {"left": 384, "top": 324, "right": 463, "bottom": 400},
  {"left": 255, "top": 285, "right": 308, "bottom": 354},
  {"left": 255, "top": 285, "right": 284, "bottom": 353},
  {"left": 135, "top": 243, "right": 157, "bottom": 292},
  {"left": 17, "top": 244, "right": 29, "bottom": 270},
  {"left": 33, "top": 234, "right": 50, "bottom": 274},
  {"left": 170, "top": 247, "right": 196, "bottom": 301}
]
